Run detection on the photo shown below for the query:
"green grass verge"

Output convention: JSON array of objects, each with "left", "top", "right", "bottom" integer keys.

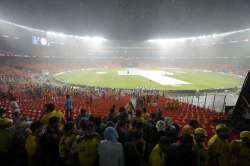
[{"left": 54, "top": 68, "right": 243, "bottom": 90}]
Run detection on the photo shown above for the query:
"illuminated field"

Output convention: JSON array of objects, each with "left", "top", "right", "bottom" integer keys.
[{"left": 54, "top": 68, "right": 243, "bottom": 91}]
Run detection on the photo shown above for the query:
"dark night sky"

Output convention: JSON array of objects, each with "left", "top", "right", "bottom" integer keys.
[{"left": 0, "top": 0, "right": 250, "bottom": 40}]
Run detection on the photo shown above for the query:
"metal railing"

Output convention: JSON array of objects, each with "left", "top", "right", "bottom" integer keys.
[{"left": 168, "top": 92, "right": 239, "bottom": 112}]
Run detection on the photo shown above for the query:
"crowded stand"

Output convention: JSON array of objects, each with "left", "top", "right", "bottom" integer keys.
[
  {"left": 138, "top": 63, "right": 245, "bottom": 76},
  {"left": 0, "top": 2, "right": 250, "bottom": 164},
  {"left": 0, "top": 64, "right": 249, "bottom": 166}
]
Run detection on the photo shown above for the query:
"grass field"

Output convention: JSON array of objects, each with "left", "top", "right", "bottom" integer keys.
[{"left": 54, "top": 68, "right": 243, "bottom": 90}]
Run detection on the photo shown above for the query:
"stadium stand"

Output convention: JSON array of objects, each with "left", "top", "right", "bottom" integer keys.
[
  {"left": 0, "top": 28, "right": 249, "bottom": 165},
  {"left": 1, "top": 61, "right": 248, "bottom": 166},
  {"left": 0, "top": 1, "right": 250, "bottom": 164}
]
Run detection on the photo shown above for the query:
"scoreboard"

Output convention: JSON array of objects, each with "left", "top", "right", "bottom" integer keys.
[{"left": 32, "top": 35, "right": 49, "bottom": 46}]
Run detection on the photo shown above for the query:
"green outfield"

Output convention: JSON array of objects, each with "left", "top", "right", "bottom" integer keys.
[{"left": 54, "top": 68, "right": 243, "bottom": 90}]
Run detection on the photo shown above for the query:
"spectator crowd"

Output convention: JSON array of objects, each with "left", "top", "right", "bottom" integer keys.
[
  {"left": 0, "top": 98, "right": 250, "bottom": 166},
  {"left": 0, "top": 65, "right": 249, "bottom": 166}
]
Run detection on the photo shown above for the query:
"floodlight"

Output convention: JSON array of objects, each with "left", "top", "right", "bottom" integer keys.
[
  {"left": 92, "top": 36, "right": 106, "bottom": 43},
  {"left": 46, "top": 31, "right": 57, "bottom": 36},
  {"left": 80, "top": 36, "right": 107, "bottom": 45},
  {"left": 80, "top": 36, "right": 91, "bottom": 40},
  {"left": 2, "top": 35, "right": 9, "bottom": 38},
  {"left": 57, "top": 33, "right": 66, "bottom": 38},
  {"left": 147, "top": 28, "right": 250, "bottom": 44}
]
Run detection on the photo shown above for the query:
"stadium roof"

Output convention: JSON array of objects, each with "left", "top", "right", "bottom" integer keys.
[{"left": 0, "top": 0, "right": 250, "bottom": 40}]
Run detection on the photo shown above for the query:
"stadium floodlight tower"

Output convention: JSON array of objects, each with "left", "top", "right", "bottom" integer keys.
[
  {"left": 147, "top": 27, "right": 250, "bottom": 47},
  {"left": 92, "top": 36, "right": 106, "bottom": 44},
  {"left": 147, "top": 38, "right": 187, "bottom": 50},
  {"left": 81, "top": 36, "right": 107, "bottom": 48},
  {"left": 91, "top": 37, "right": 107, "bottom": 50}
]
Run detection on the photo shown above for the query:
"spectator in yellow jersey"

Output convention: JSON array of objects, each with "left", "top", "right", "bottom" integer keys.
[
  {"left": 0, "top": 107, "right": 13, "bottom": 127},
  {"left": 193, "top": 128, "right": 209, "bottom": 166},
  {"left": 59, "top": 122, "right": 76, "bottom": 166},
  {"left": 40, "top": 103, "right": 65, "bottom": 126},
  {"left": 230, "top": 131, "right": 250, "bottom": 166},
  {"left": 148, "top": 136, "right": 171, "bottom": 166},
  {"left": 25, "top": 121, "right": 43, "bottom": 166},
  {"left": 71, "top": 119, "right": 100, "bottom": 166},
  {"left": 208, "top": 124, "right": 230, "bottom": 166},
  {"left": 0, "top": 108, "right": 13, "bottom": 165}
]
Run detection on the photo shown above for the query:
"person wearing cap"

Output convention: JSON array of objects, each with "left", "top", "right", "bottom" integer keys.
[
  {"left": 193, "top": 128, "right": 209, "bottom": 166},
  {"left": 156, "top": 120, "right": 166, "bottom": 132},
  {"left": 230, "top": 131, "right": 250, "bottom": 166},
  {"left": 155, "top": 120, "right": 166, "bottom": 133},
  {"left": 208, "top": 124, "right": 230, "bottom": 166},
  {"left": 156, "top": 120, "right": 168, "bottom": 142},
  {"left": 165, "top": 117, "right": 179, "bottom": 143}
]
